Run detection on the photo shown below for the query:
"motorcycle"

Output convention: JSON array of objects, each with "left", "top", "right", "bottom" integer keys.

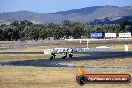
[
  {"left": 62, "top": 53, "right": 67, "bottom": 59},
  {"left": 69, "top": 53, "right": 73, "bottom": 58},
  {"left": 49, "top": 53, "right": 56, "bottom": 60}
]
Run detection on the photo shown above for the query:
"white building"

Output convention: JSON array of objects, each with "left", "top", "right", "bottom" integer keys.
[
  {"left": 119, "top": 33, "right": 131, "bottom": 38},
  {"left": 105, "top": 33, "right": 117, "bottom": 38}
]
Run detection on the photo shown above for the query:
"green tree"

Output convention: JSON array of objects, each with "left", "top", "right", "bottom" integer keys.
[
  {"left": 71, "top": 22, "right": 84, "bottom": 39},
  {"left": 39, "top": 28, "right": 47, "bottom": 40},
  {"left": 53, "top": 25, "right": 63, "bottom": 39},
  {"left": 30, "top": 27, "right": 40, "bottom": 41},
  {"left": 20, "top": 26, "right": 32, "bottom": 40},
  {"left": 83, "top": 25, "right": 93, "bottom": 38},
  {"left": 62, "top": 20, "right": 72, "bottom": 38},
  {"left": 124, "top": 25, "right": 132, "bottom": 32},
  {"left": 0, "top": 28, "right": 3, "bottom": 40}
]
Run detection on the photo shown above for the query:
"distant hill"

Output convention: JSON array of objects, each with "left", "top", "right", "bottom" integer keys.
[
  {"left": 0, "top": 6, "right": 132, "bottom": 24},
  {"left": 90, "top": 15, "right": 132, "bottom": 25}
]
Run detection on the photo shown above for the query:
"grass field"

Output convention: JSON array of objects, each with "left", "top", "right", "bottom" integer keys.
[
  {"left": 0, "top": 56, "right": 131, "bottom": 88},
  {"left": 0, "top": 40, "right": 132, "bottom": 88},
  {"left": 0, "top": 66, "right": 131, "bottom": 88}
]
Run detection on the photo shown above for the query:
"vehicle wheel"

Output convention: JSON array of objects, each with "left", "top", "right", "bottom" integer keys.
[
  {"left": 62, "top": 56, "right": 67, "bottom": 59},
  {"left": 49, "top": 57, "right": 53, "bottom": 60}
]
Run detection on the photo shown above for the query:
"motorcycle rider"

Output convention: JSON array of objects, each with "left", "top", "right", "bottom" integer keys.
[
  {"left": 69, "top": 48, "right": 73, "bottom": 58},
  {"left": 62, "top": 50, "right": 68, "bottom": 59},
  {"left": 50, "top": 50, "right": 56, "bottom": 60}
]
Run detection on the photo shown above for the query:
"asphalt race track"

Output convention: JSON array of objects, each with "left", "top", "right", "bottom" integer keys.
[{"left": 0, "top": 51, "right": 132, "bottom": 68}]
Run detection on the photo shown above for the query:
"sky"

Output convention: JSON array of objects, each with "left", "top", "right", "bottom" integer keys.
[{"left": 0, "top": 0, "right": 132, "bottom": 13}]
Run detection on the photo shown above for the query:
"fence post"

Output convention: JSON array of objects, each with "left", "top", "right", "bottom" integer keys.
[{"left": 124, "top": 45, "right": 128, "bottom": 51}]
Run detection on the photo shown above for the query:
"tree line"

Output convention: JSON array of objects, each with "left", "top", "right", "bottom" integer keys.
[{"left": 0, "top": 20, "right": 132, "bottom": 41}]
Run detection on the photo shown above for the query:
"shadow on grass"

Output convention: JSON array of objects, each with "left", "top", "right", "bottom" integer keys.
[{"left": 0, "top": 52, "right": 132, "bottom": 67}]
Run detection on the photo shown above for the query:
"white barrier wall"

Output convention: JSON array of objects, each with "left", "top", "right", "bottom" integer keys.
[
  {"left": 75, "top": 46, "right": 111, "bottom": 52},
  {"left": 44, "top": 49, "right": 53, "bottom": 54},
  {"left": 44, "top": 48, "right": 73, "bottom": 54},
  {"left": 44, "top": 46, "right": 111, "bottom": 54},
  {"left": 119, "top": 33, "right": 131, "bottom": 38},
  {"left": 105, "top": 33, "right": 117, "bottom": 38},
  {"left": 55, "top": 48, "right": 69, "bottom": 53}
]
